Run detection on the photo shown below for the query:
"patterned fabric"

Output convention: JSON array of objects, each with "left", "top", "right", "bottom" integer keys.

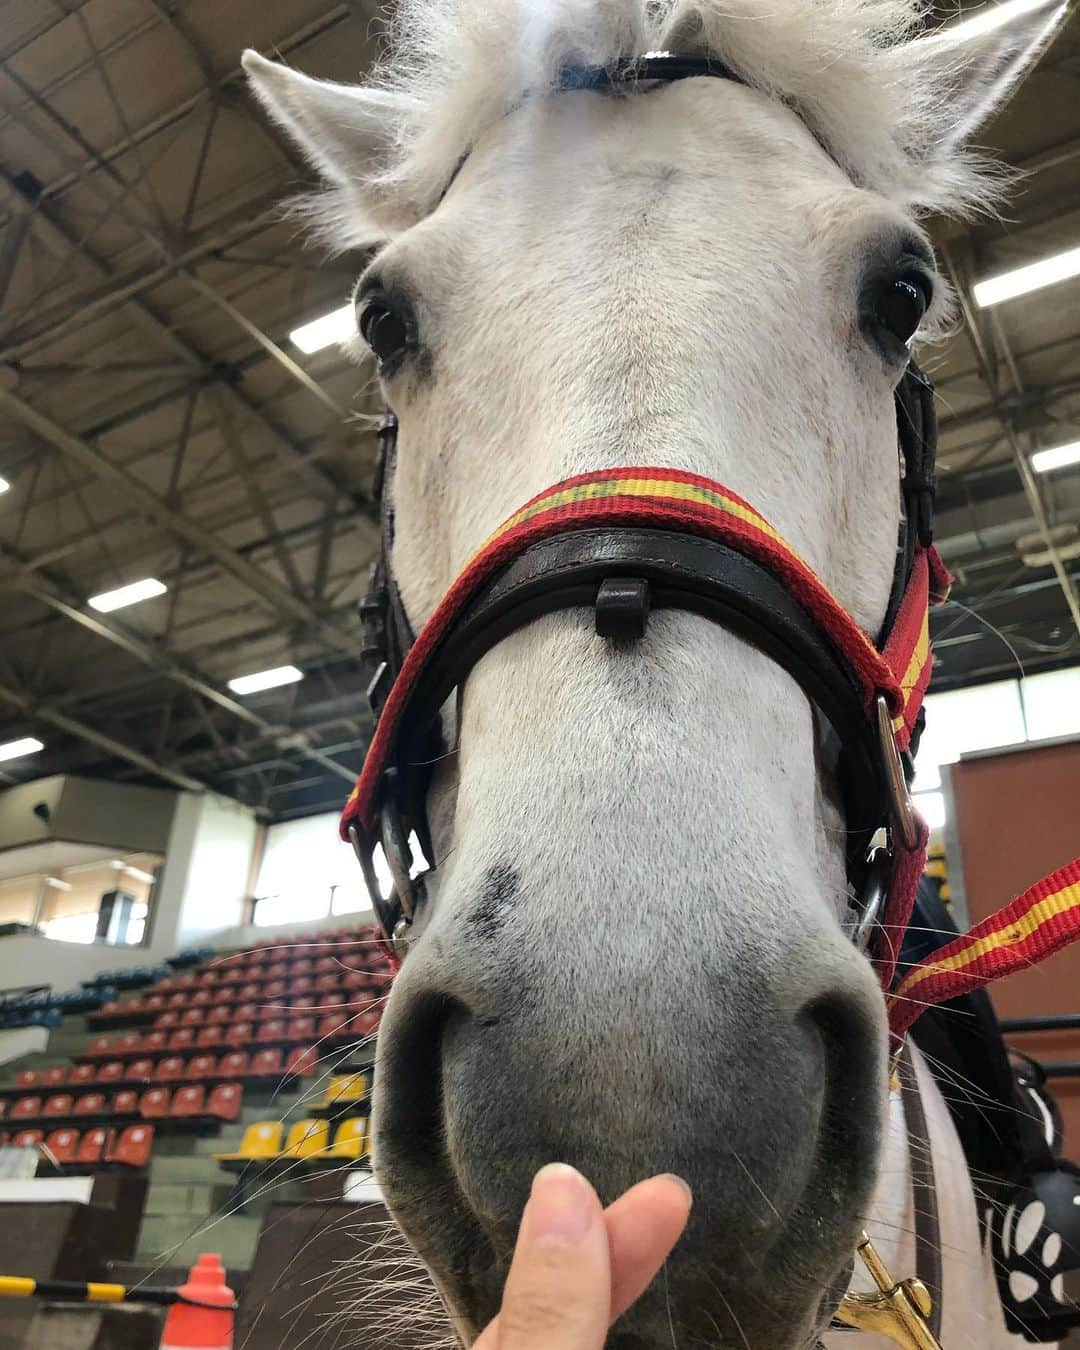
[{"left": 889, "top": 858, "right": 1080, "bottom": 1040}]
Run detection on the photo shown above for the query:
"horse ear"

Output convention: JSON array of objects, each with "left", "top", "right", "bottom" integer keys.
[
  {"left": 888, "top": 0, "right": 1065, "bottom": 165},
  {"left": 242, "top": 50, "right": 418, "bottom": 239}
]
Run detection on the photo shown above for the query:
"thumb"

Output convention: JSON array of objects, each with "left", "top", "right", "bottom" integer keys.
[{"left": 478, "top": 1163, "right": 610, "bottom": 1350}]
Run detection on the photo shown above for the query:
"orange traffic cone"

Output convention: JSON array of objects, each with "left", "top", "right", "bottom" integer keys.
[{"left": 160, "top": 1254, "right": 234, "bottom": 1349}]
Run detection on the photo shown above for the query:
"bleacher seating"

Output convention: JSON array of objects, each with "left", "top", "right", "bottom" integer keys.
[
  {"left": 0, "top": 982, "right": 118, "bottom": 1030},
  {"left": 215, "top": 1116, "right": 367, "bottom": 1173},
  {"left": 0, "top": 924, "right": 391, "bottom": 1200}
]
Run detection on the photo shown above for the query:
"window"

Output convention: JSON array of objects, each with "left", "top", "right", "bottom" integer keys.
[
  {"left": 0, "top": 853, "right": 160, "bottom": 946},
  {"left": 252, "top": 814, "right": 405, "bottom": 927},
  {"left": 912, "top": 667, "right": 1079, "bottom": 829}
]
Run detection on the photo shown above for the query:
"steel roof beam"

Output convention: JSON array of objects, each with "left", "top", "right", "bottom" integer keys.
[
  {"left": 0, "top": 681, "right": 209, "bottom": 792},
  {"left": 941, "top": 246, "right": 1080, "bottom": 640},
  {"left": 0, "top": 387, "right": 359, "bottom": 653}
]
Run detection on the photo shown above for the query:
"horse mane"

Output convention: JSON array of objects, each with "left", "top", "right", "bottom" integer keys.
[{"left": 310, "top": 0, "right": 1004, "bottom": 242}]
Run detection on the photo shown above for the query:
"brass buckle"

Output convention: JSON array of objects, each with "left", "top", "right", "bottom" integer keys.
[
  {"left": 874, "top": 696, "right": 919, "bottom": 851},
  {"left": 834, "top": 1233, "right": 942, "bottom": 1349}
]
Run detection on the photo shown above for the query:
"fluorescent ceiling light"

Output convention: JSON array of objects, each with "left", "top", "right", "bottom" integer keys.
[
  {"left": 974, "top": 244, "right": 1080, "bottom": 308},
  {"left": 88, "top": 577, "right": 167, "bottom": 613},
  {"left": 227, "top": 665, "right": 304, "bottom": 696},
  {"left": 289, "top": 304, "right": 355, "bottom": 355},
  {"left": 0, "top": 475, "right": 9, "bottom": 494},
  {"left": 0, "top": 737, "right": 44, "bottom": 763},
  {"left": 43, "top": 876, "right": 73, "bottom": 891},
  {"left": 935, "top": 0, "right": 1057, "bottom": 44},
  {"left": 122, "top": 865, "right": 157, "bottom": 885},
  {"left": 1032, "top": 440, "right": 1080, "bottom": 474}
]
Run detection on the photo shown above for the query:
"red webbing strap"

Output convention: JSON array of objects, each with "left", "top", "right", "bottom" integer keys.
[
  {"left": 888, "top": 856, "right": 1080, "bottom": 1042},
  {"left": 874, "top": 826, "right": 930, "bottom": 994},
  {"left": 340, "top": 467, "right": 934, "bottom": 840}
]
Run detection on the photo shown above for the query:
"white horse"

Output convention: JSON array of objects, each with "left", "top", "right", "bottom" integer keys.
[{"left": 245, "top": 0, "right": 1064, "bottom": 1344}]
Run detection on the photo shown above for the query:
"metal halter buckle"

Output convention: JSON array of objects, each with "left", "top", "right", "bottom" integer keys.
[
  {"left": 875, "top": 695, "right": 919, "bottom": 851},
  {"left": 834, "top": 1233, "right": 942, "bottom": 1349}
]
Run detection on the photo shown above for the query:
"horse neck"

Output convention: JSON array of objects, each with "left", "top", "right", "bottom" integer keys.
[{"left": 822, "top": 1045, "right": 1028, "bottom": 1350}]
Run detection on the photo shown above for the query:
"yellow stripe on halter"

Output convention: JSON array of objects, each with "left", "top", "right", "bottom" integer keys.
[
  {"left": 894, "top": 878, "right": 1080, "bottom": 997},
  {"left": 489, "top": 477, "right": 780, "bottom": 544}
]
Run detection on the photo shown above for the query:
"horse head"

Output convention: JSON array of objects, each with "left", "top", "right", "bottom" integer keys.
[{"left": 245, "top": 1, "right": 1062, "bottom": 1342}]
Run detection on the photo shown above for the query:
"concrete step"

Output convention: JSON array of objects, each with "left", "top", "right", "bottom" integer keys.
[
  {"left": 135, "top": 1213, "right": 262, "bottom": 1272},
  {"left": 150, "top": 1154, "right": 224, "bottom": 1183},
  {"left": 144, "top": 1180, "right": 231, "bottom": 1216}
]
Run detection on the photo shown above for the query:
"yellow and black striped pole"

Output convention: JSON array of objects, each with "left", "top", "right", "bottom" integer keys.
[{"left": 0, "top": 1275, "right": 234, "bottom": 1310}]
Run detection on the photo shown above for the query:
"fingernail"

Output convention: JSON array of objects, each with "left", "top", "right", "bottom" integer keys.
[
  {"left": 661, "top": 1173, "right": 694, "bottom": 1206},
  {"left": 525, "top": 1163, "right": 592, "bottom": 1243}
]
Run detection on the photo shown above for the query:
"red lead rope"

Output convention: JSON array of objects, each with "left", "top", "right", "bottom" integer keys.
[{"left": 341, "top": 467, "right": 1080, "bottom": 1043}]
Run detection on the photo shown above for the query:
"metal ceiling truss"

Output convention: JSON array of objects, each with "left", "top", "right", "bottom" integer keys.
[{"left": 0, "top": 0, "right": 1076, "bottom": 816}]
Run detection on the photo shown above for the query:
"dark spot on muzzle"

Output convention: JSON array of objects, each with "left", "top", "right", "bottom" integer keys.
[{"left": 468, "top": 864, "right": 519, "bottom": 940}]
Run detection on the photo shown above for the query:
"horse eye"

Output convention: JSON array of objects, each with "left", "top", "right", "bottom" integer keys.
[
  {"left": 874, "top": 277, "right": 929, "bottom": 345},
  {"left": 357, "top": 296, "right": 413, "bottom": 370}
]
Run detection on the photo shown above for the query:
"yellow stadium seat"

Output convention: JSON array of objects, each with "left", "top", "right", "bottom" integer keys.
[
  {"left": 324, "top": 1117, "right": 367, "bottom": 1160},
  {"left": 214, "top": 1121, "right": 283, "bottom": 1167},
  {"left": 280, "top": 1118, "right": 330, "bottom": 1160},
  {"left": 317, "top": 1073, "right": 369, "bottom": 1110}
]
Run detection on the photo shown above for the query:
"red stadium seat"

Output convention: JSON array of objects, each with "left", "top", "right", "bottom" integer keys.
[
  {"left": 74, "top": 1094, "right": 107, "bottom": 1118},
  {"left": 166, "top": 993, "right": 187, "bottom": 1009},
  {"left": 262, "top": 981, "right": 286, "bottom": 1000},
  {"left": 313, "top": 975, "right": 340, "bottom": 995},
  {"left": 0, "top": 1101, "right": 6, "bottom": 1121},
  {"left": 143, "top": 995, "right": 165, "bottom": 1012},
  {"left": 112, "top": 1091, "right": 139, "bottom": 1116},
  {"left": 86, "top": 1036, "right": 114, "bottom": 1059},
  {"left": 42, "top": 1129, "right": 80, "bottom": 1163},
  {"left": 317, "top": 1015, "right": 347, "bottom": 1040},
  {"left": 190, "top": 990, "right": 212, "bottom": 1007},
  {"left": 155, "top": 1057, "right": 185, "bottom": 1083},
  {"left": 15, "top": 1069, "right": 41, "bottom": 1089},
  {"left": 153, "top": 1013, "right": 179, "bottom": 1030},
  {"left": 43, "top": 1095, "right": 74, "bottom": 1119},
  {"left": 76, "top": 1128, "right": 109, "bottom": 1164},
  {"left": 174, "top": 973, "right": 197, "bottom": 987},
  {"left": 206, "top": 1006, "right": 231, "bottom": 1025},
  {"left": 186, "top": 1056, "right": 217, "bottom": 1080},
  {"left": 107, "top": 1124, "right": 154, "bottom": 1168},
  {"left": 257, "top": 1019, "right": 286, "bottom": 1043},
  {"left": 127, "top": 1059, "right": 155, "bottom": 1082},
  {"left": 206, "top": 1084, "right": 242, "bottom": 1122},
  {"left": 139, "top": 1088, "right": 170, "bottom": 1120},
  {"left": 167, "top": 1029, "right": 195, "bottom": 1051},
  {"left": 237, "top": 984, "right": 260, "bottom": 1002},
  {"left": 42, "top": 1067, "right": 68, "bottom": 1088},
  {"left": 265, "top": 962, "right": 287, "bottom": 980},
  {"left": 10, "top": 1097, "right": 41, "bottom": 1121},
  {"left": 195, "top": 1028, "right": 225, "bottom": 1049},
  {"left": 142, "top": 1031, "right": 169, "bottom": 1052},
  {"left": 170, "top": 1086, "right": 205, "bottom": 1118},
  {"left": 287, "top": 980, "right": 313, "bottom": 998},
  {"left": 249, "top": 1048, "right": 283, "bottom": 1077},
  {"left": 218, "top": 1051, "right": 249, "bottom": 1078},
  {"left": 11, "top": 1129, "right": 43, "bottom": 1148},
  {"left": 286, "top": 1017, "right": 317, "bottom": 1041},
  {"left": 351, "top": 1010, "right": 381, "bottom": 1039},
  {"left": 69, "top": 1064, "right": 97, "bottom": 1086},
  {"left": 97, "top": 1062, "right": 126, "bottom": 1084},
  {"left": 224, "top": 1022, "right": 253, "bottom": 1047},
  {"left": 155, "top": 977, "right": 177, "bottom": 992},
  {"left": 180, "top": 1009, "right": 203, "bottom": 1027},
  {"left": 232, "top": 1003, "right": 258, "bottom": 1022},
  {"left": 284, "top": 1045, "right": 318, "bottom": 1078},
  {"left": 115, "top": 1033, "right": 143, "bottom": 1055}
]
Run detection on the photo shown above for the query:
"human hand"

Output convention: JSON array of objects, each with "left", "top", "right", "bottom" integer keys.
[{"left": 473, "top": 1164, "right": 692, "bottom": 1349}]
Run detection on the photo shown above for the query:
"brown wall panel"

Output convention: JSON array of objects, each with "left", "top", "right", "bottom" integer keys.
[{"left": 951, "top": 739, "right": 1080, "bottom": 1151}]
